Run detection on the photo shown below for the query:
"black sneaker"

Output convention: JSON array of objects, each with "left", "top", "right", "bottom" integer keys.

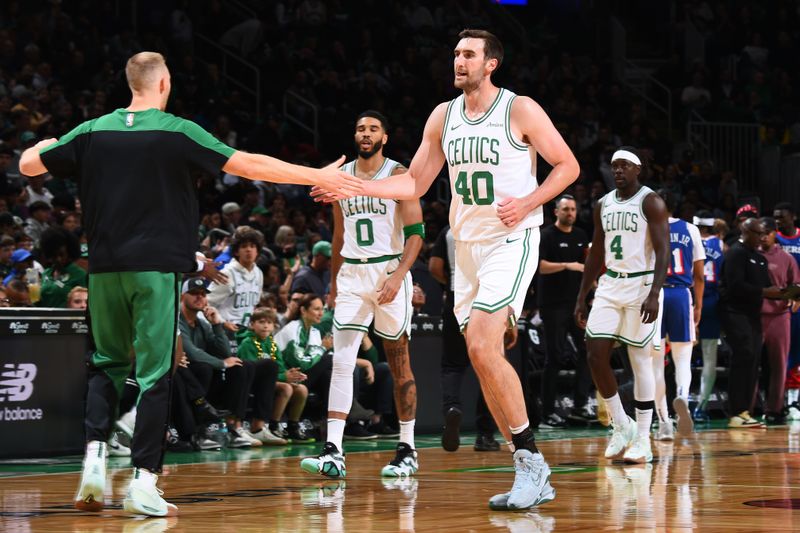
[
  {"left": 441, "top": 407, "right": 462, "bottom": 452},
  {"left": 566, "top": 404, "right": 596, "bottom": 424},
  {"left": 193, "top": 399, "right": 232, "bottom": 424},
  {"left": 764, "top": 412, "right": 786, "bottom": 426},
  {"left": 539, "top": 413, "right": 567, "bottom": 429},
  {"left": 166, "top": 427, "right": 193, "bottom": 452},
  {"left": 473, "top": 433, "right": 500, "bottom": 452},
  {"left": 270, "top": 423, "right": 290, "bottom": 440},
  {"left": 344, "top": 421, "right": 378, "bottom": 440},
  {"left": 367, "top": 420, "right": 401, "bottom": 438}
]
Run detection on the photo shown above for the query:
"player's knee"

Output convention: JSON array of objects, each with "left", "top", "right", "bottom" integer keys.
[{"left": 331, "top": 356, "right": 356, "bottom": 378}]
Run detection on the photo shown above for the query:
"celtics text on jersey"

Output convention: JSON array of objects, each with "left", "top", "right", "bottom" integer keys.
[
  {"left": 338, "top": 157, "right": 404, "bottom": 259},
  {"left": 599, "top": 185, "right": 655, "bottom": 274},
  {"left": 441, "top": 88, "right": 542, "bottom": 242}
]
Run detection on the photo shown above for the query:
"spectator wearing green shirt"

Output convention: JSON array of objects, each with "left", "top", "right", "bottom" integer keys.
[
  {"left": 38, "top": 227, "right": 86, "bottom": 308},
  {"left": 238, "top": 307, "right": 313, "bottom": 443}
]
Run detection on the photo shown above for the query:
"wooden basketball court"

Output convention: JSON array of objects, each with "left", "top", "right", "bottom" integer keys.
[{"left": 1, "top": 424, "right": 799, "bottom": 532}]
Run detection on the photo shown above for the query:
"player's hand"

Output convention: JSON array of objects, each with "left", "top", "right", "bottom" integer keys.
[
  {"left": 313, "top": 156, "right": 364, "bottom": 201},
  {"left": 504, "top": 324, "right": 518, "bottom": 350},
  {"left": 496, "top": 197, "right": 533, "bottom": 227},
  {"left": 574, "top": 299, "right": 589, "bottom": 329},
  {"left": 640, "top": 292, "right": 660, "bottom": 324},
  {"left": 376, "top": 273, "right": 403, "bottom": 305},
  {"left": 200, "top": 257, "right": 229, "bottom": 284},
  {"left": 693, "top": 306, "right": 702, "bottom": 327},
  {"left": 223, "top": 356, "right": 243, "bottom": 368}
]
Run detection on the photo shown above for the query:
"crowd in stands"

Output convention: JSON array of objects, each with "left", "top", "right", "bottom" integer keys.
[{"left": 2, "top": 1, "right": 800, "bottom": 451}]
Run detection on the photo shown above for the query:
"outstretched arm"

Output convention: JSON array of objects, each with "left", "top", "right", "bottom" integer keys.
[
  {"left": 497, "top": 97, "right": 580, "bottom": 227},
  {"left": 359, "top": 103, "right": 448, "bottom": 201},
  {"left": 20, "top": 138, "right": 59, "bottom": 176},
  {"left": 641, "top": 192, "right": 670, "bottom": 323},
  {"left": 224, "top": 153, "right": 363, "bottom": 198}
]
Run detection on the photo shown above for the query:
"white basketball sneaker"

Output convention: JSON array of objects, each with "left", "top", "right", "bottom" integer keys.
[
  {"left": 74, "top": 441, "right": 107, "bottom": 512},
  {"left": 604, "top": 416, "right": 636, "bottom": 459},
  {"left": 655, "top": 419, "right": 675, "bottom": 441},
  {"left": 623, "top": 435, "right": 653, "bottom": 464},
  {"left": 123, "top": 468, "right": 178, "bottom": 517}
]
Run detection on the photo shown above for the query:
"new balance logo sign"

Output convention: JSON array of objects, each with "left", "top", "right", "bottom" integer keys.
[{"left": 0, "top": 364, "right": 37, "bottom": 402}]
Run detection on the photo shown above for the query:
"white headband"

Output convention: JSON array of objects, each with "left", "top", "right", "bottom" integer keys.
[
  {"left": 693, "top": 217, "right": 715, "bottom": 227},
  {"left": 611, "top": 149, "right": 641, "bottom": 166}
]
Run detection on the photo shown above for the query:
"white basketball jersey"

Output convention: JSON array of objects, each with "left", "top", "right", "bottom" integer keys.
[
  {"left": 338, "top": 158, "right": 404, "bottom": 259},
  {"left": 441, "top": 88, "right": 541, "bottom": 242},
  {"left": 599, "top": 185, "right": 655, "bottom": 273}
]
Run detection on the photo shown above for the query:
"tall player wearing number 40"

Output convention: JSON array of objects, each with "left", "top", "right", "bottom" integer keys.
[
  {"left": 315, "top": 29, "right": 580, "bottom": 510},
  {"left": 301, "top": 110, "right": 423, "bottom": 480}
]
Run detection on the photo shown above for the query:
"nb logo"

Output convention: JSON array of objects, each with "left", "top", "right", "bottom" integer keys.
[{"left": 0, "top": 364, "right": 37, "bottom": 402}]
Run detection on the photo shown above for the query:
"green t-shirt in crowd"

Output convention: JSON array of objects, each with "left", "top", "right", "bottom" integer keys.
[
  {"left": 237, "top": 328, "right": 289, "bottom": 381},
  {"left": 39, "top": 262, "right": 87, "bottom": 307}
]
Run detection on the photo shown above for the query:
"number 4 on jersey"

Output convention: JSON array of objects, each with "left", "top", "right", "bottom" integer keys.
[
  {"left": 455, "top": 171, "right": 494, "bottom": 206},
  {"left": 610, "top": 235, "right": 623, "bottom": 260}
]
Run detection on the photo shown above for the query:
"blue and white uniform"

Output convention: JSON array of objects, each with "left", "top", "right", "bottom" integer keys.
[
  {"left": 660, "top": 218, "right": 705, "bottom": 343},
  {"left": 698, "top": 235, "right": 724, "bottom": 339}
]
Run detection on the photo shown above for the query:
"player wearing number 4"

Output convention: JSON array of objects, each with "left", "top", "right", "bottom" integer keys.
[
  {"left": 575, "top": 146, "right": 670, "bottom": 464},
  {"left": 301, "top": 110, "right": 423, "bottom": 479},
  {"left": 651, "top": 190, "right": 705, "bottom": 441},
  {"left": 315, "top": 29, "right": 580, "bottom": 510}
]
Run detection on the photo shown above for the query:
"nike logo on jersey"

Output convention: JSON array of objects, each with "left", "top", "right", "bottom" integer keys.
[
  {"left": 450, "top": 124, "right": 462, "bottom": 131},
  {"left": 506, "top": 237, "right": 521, "bottom": 244}
]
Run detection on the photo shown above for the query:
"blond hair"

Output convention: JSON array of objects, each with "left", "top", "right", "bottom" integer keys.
[
  {"left": 67, "top": 286, "right": 88, "bottom": 302},
  {"left": 125, "top": 52, "right": 167, "bottom": 93}
]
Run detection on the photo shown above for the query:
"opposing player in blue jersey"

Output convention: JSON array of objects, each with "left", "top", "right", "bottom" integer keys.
[
  {"left": 652, "top": 191, "right": 704, "bottom": 440},
  {"left": 775, "top": 202, "right": 800, "bottom": 419},
  {"left": 692, "top": 211, "right": 725, "bottom": 422}
]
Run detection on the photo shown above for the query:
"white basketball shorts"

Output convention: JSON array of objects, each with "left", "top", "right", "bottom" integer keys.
[
  {"left": 333, "top": 258, "right": 412, "bottom": 340},
  {"left": 585, "top": 272, "right": 663, "bottom": 349},
  {"left": 454, "top": 227, "right": 540, "bottom": 329}
]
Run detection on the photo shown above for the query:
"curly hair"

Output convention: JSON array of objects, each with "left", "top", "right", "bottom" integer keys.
[{"left": 230, "top": 226, "right": 265, "bottom": 256}]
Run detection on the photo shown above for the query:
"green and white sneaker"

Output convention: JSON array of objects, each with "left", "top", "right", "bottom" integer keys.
[
  {"left": 123, "top": 468, "right": 178, "bottom": 517},
  {"left": 380, "top": 443, "right": 418, "bottom": 477},
  {"left": 300, "top": 442, "right": 346, "bottom": 478},
  {"left": 74, "top": 441, "right": 107, "bottom": 512}
]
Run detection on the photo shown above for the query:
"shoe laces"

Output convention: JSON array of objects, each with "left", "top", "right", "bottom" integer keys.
[
  {"left": 389, "top": 444, "right": 414, "bottom": 466},
  {"left": 511, "top": 452, "right": 543, "bottom": 491}
]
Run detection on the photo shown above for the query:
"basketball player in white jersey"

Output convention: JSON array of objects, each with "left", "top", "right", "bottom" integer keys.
[
  {"left": 574, "top": 147, "right": 670, "bottom": 464},
  {"left": 315, "top": 29, "right": 579, "bottom": 510},
  {"left": 301, "top": 111, "right": 423, "bottom": 479}
]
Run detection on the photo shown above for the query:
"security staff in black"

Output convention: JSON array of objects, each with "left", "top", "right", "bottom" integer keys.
[
  {"left": 537, "top": 195, "right": 592, "bottom": 427},
  {"left": 720, "top": 217, "right": 784, "bottom": 428},
  {"left": 429, "top": 225, "right": 500, "bottom": 452},
  {"left": 19, "top": 51, "right": 362, "bottom": 517}
]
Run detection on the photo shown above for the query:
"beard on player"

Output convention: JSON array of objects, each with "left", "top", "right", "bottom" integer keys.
[{"left": 355, "top": 138, "right": 383, "bottom": 160}]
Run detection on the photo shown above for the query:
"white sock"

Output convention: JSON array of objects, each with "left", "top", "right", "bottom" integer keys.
[
  {"left": 604, "top": 393, "right": 628, "bottom": 427},
  {"left": 327, "top": 418, "right": 346, "bottom": 451},
  {"left": 671, "top": 342, "right": 693, "bottom": 400},
  {"left": 699, "top": 339, "right": 718, "bottom": 406},
  {"left": 635, "top": 408, "right": 653, "bottom": 439},
  {"left": 509, "top": 421, "right": 530, "bottom": 435},
  {"left": 399, "top": 419, "right": 415, "bottom": 449}
]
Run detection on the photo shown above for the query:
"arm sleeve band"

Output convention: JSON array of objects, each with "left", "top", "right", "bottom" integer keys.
[{"left": 403, "top": 222, "right": 425, "bottom": 240}]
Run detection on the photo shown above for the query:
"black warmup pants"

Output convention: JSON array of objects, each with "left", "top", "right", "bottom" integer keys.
[
  {"left": 171, "top": 366, "right": 211, "bottom": 440},
  {"left": 440, "top": 305, "right": 496, "bottom": 436},
  {"left": 357, "top": 361, "right": 394, "bottom": 415},
  {"left": 540, "top": 304, "right": 592, "bottom": 415},
  {"left": 191, "top": 362, "right": 250, "bottom": 420},
  {"left": 721, "top": 309, "right": 763, "bottom": 415}
]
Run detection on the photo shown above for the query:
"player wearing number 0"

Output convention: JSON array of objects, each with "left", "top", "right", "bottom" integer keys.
[
  {"left": 301, "top": 110, "right": 423, "bottom": 479},
  {"left": 651, "top": 190, "right": 705, "bottom": 441},
  {"left": 575, "top": 146, "right": 670, "bottom": 464},
  {"left": 317, "top": 29, "right": 580, "bottom": 510}
]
